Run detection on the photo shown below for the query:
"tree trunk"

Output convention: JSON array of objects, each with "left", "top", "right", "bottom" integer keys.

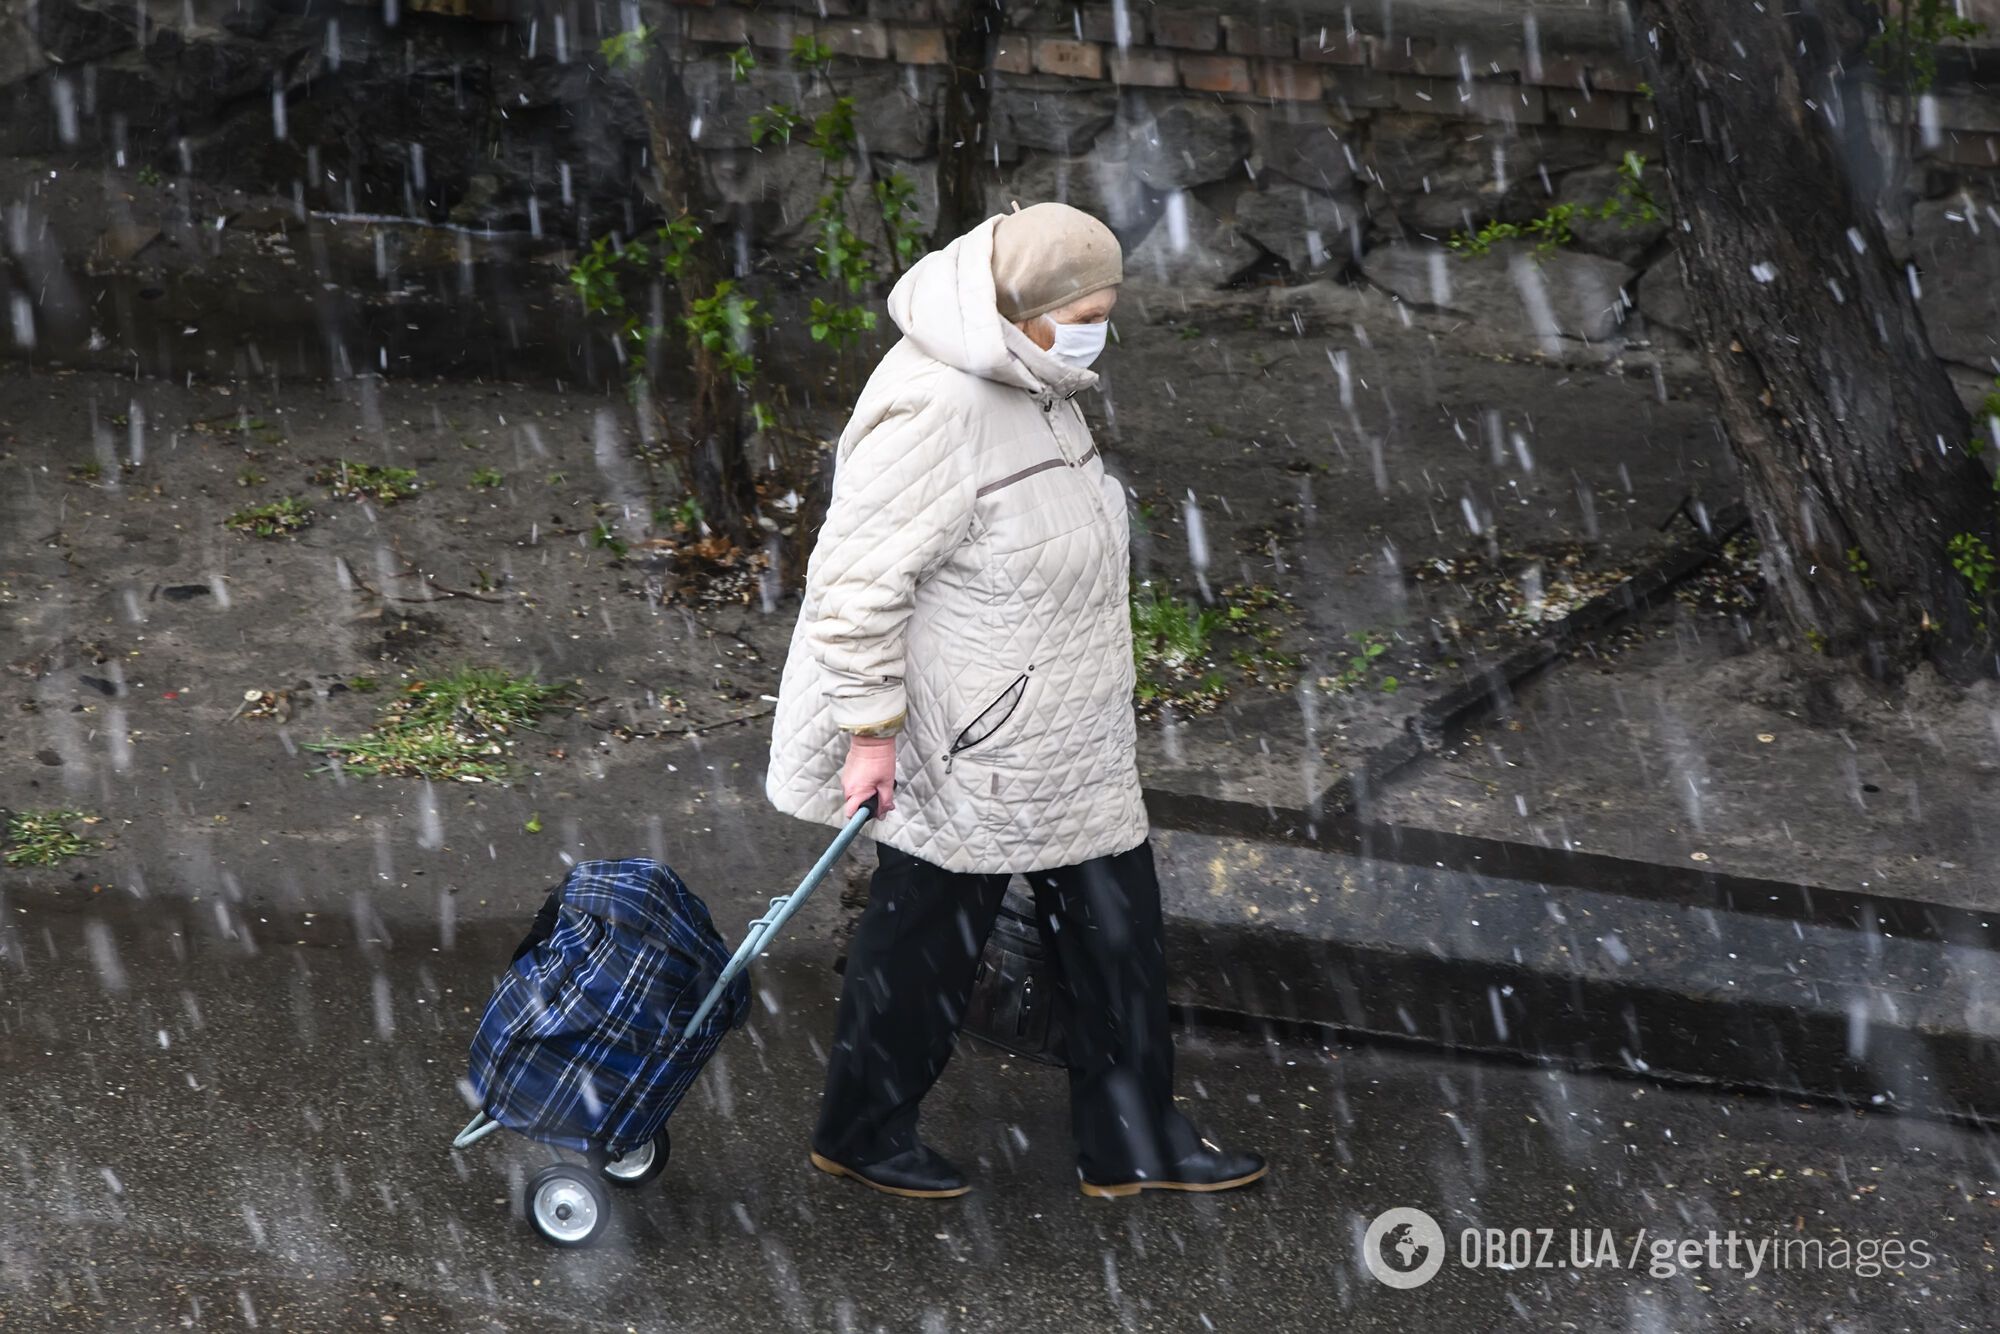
[
  {"left": 933, "top": 0, "right": 1007, "bottom": 242},
  {"left": 636, "top": 31, "right": 759, "bottom": 554},
  {"left": 1636, "top": 0, "right": 1994, "bottom": 682}
]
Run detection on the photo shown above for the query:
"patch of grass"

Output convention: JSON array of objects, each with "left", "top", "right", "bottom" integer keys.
[
  {"left": 1132, "top": 583, "right": 1226, "bottom": 673},
  {"left": 1131, "top": 582, "right": 1229, "bottom": 717},
  {"left": 237, "top": 465, "right": 267, "bottom": 487},
  {"left": 1449, "top": 151, "right": 1660, "bottom": 259},
  {"left": 5, "top": 808, "right": 97, "bottom": 867},
  {"left": 312, "top": 459, "right": 422, "bottom": 502},
  {"left": 1128, "top": 580, "right": 1307, "bottom": 719},
  {"left": 225, "top": 496, "right": 312, "bottom": 538},
  {"left": 301, "top": 665, "right": 575, "bottom": 781},
  {"left": 68, "top": 460, "right": 103, "bottom": 482},
  {"left": 469, "top": 467, "right": 504, "bottom": 488}
]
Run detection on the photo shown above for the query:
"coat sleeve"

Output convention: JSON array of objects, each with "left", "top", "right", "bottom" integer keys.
[{"left": 801, "top": 393, "right": 976, "bottom": 738}]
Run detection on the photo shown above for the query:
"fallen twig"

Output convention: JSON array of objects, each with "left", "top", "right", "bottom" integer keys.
[
  {"left": 337, "top": 553, "right": 506, "bottom": 604},
  {"left": 587, "top": 707, "right": 776, "bottom": 739},
  {"left": 680, "top": 607, "right": 768, "bottom": 663},
  {"left": 1189, "top": 354, "right": 1299, "bottom": 379}
]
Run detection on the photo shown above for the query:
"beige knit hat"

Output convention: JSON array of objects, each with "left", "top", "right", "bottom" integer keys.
[{"left": 990, "top": 201, "right": 1123, "bottom": 323}]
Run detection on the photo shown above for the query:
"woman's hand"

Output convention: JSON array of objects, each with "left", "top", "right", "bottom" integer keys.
[{"left": 841, "top": 734, "right": 896, "bottom": 818}]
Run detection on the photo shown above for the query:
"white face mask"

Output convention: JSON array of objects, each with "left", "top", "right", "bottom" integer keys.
[{"left": 1046, "top": 317, "right": 1109, "bottom": 370}]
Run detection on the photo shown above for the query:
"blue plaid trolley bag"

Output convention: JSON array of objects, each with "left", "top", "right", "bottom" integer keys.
[{"left": 451, "top": 794, "right": 881, "bottom": 1247}]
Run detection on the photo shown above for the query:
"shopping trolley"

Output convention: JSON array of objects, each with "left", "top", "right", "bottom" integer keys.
[{"left": 450, "top": 793, "right": 880, "bottom": 1247}]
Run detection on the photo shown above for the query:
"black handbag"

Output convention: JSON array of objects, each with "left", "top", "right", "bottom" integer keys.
[{"left": 961, "top": 884, "right": 1070, "bottom": 1067}]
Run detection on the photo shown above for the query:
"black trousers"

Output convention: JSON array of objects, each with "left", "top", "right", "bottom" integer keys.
[{"left": 812, "top": 836, "right": 1201, "bottom": 1181}]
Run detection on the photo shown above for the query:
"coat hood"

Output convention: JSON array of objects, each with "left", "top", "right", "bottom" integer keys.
[{"left": 885, "top": 214, "right": 1100, "bottom": 401}]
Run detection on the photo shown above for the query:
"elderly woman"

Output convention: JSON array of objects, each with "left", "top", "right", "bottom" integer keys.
[{"left": 764, "top": 202, "right": 1265, "bottom": 1201}]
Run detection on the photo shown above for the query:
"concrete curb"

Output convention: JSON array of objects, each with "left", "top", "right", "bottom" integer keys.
[{"left": 1133, "top": 500, "right": 2000, "bottom": 1125}]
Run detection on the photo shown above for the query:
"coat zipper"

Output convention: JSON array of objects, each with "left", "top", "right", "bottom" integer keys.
[
  {"left": 943, "top": 668, "right": 1032, "bottom": 774},
  {"left": 1038, "top": 393, "right": 1077, "bottom": 466}
]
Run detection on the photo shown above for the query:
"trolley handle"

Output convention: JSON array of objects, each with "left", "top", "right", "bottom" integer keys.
[{"left": 677, "top": 791, "right": 881, "bottom": 1036}]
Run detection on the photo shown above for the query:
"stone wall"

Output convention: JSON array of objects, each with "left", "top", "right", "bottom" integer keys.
[{"left": 3, "top": 0, "right": 2000, "bottom": 370}]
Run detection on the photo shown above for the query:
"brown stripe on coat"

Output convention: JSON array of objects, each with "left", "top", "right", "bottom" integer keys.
[{"left": 975, "top": 457, "right": 1069, "bottom": 497}]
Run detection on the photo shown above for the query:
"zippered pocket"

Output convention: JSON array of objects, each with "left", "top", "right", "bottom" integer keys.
[{"left": 943, "top": 669, "right": 1031, "bottom": 774}]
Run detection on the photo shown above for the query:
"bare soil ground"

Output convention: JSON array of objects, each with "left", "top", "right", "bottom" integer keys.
[
  {"left": 0, "top": 276, "right": 1728, "bottom": 892},
  {"left": 2, "top": 158, "right": 1747, "bottom": 913}
]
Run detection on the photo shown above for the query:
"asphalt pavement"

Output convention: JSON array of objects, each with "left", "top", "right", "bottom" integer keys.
[{"left": 3, "top": 887, "right": 1998, "bottom": 1332}]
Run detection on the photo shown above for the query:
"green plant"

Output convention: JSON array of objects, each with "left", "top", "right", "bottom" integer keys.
[
  {"left": 873, "top": 172, "right": 924, "bottom": 274},
  {"left": 749, "top": 104, "right": 807, "bottom": 147},
  {"left": 470, "top": 467, "right": 504, "bottom": 488},
  {"left": 809, "top": 295, "right": 876, "bottom": 344},
  {"left": 727, "top": 45, "right": 756, "bottom": 80},
  {"left": 804, "top": 167, "right": 871, "bottom": 282},
  {"left": 313, "top": 460, "right": 421, "bottom": 502},
  {"left": 68, "top": 460, "right": 102, "bottom": 482},
  {"left": 590, "top": 521, "right": 630, "bottom": 559},
  {"left": 1219, "top": 583, "right": 1306, "bottom": 679},
  {"left": 1449, "top": 152, "right": 1661, "bottom": 259},
  {"left": 301, "top": 666, "right": 574, "bottom": 781},
  {"left": 237, "top": 465, "right": 266, "bottom": 487},
  {"left": 599, "top": 24, "right": 653, "bottom": 71},
  {"left": 1968, "top": 376, "right": 2000, "bottom": 460},
  {"left": 225, "top": 496, "right": 312, "bottom": 538},
  {"left": 789, "top": 32, "right": 835, "bottom": 69},
  {"left": 1845, "top": 545, "right": 1877, "bottom": 591},
  {"left": 4, "top": 809, "right": 97, "bottom": 867},
  {"left": 1321, "top": 629, "right": 1394, "bottom": 693},
  {"left": 1868, "top": 0, "right": 1986, "bottom": 95},
  {"left": 1949, "top": 531, "right": 1995, "bottom": 597},
  {"left": 568, "top": 219, "right": 775, "bottom": 425},
  {"left": 1131, "top": 584, "right": 1227, "bottom": 673},
  {"left": 756, "top": 41, "right": 925, "bottom": 364},
  {"left": 136, "top": 165, "right": 163, "bottom": 186},
  {"left": 806, "top": 96, "right": 859, "bottom": 163},
  {"left": 568, "top": 220, "right": 702, "bottom": 323},
  {"left": 656, "top": 496, "right": 706, "bottom": 532},
  {"left": 684, "top": 281, "right": 771, "bottom": 383}
]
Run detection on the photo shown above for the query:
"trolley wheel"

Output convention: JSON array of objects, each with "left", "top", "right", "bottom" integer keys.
[
  {"left": 526, "top": 1164, "right": 609, "bottom": 1248},
  {"left": 593, "top": 1129, "right": 671, "bottom": 1189}
]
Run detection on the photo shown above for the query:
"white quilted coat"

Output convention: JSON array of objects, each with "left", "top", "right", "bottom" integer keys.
[{"left": 762, "top": 214, "right": 1147, "bottom": 874}]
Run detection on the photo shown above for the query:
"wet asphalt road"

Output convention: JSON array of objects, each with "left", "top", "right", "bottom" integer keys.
[{"left": 4, "top": 889, "right": 1999, "bottom": 1333}]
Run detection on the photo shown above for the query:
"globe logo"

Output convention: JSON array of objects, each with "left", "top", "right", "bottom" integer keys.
[{"left": 1363, "top": 1207, "right": 1446, "bottom": 1289}]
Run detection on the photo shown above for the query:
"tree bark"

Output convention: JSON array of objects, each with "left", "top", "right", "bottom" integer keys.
[
  {"left": 635, "top": 30, "right": 759, "bottom": 554},
  {"left": 1635, "top": 0, "right": 1994, "bottom": 682},
  {"left": 933, "top": 0, "right": 1007, "bottom": 243}
]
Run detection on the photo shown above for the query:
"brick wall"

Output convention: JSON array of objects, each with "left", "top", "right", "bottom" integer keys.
[
  {"left": 653, "top": 0, "right": 2000, "bottom": 158},
  {"left": 664, "top": 0, "right": 1659, "bottom": 135}
]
